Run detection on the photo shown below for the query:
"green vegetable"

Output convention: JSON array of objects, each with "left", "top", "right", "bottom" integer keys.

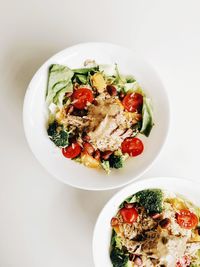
[
  {"left": 125, "top": 75, "right": 136, "bottom": 83},
  {"left": 75, "top": 74, "right": 88, "bottom": 84},
  {"left": 110, "top": 247, "right": 129, "bottom": 267},
  {"left": 114, "top": 64, "right": 126, "bottom": 85},
  {"left": 123, "top": 82, "right": 145, "bottom": 95},
  {"left": 114, "top": 149, "right": 129, "bottom": 162},
  {"left": 53, "top": 82, "right": 73, "bottom": 108},
  {"left": 101, "top": 160, "right": 111, "bottom": 174},
  {"left": 111, "top": 231, "right": 123, "bottom": 249},
  {"left": 47, "top": 121, "right": 69, "bottom": 148},
  {"left": 46, "top": 64, "right": 74, "bottom": 106},
  {"left": 72, "top": 67, "right": 98, "bottom": 75},
  {"left": 109, "top": 154, "right": 123, "bottom": 169},
  {"left": 131, "top": 121, "right": 142, "bottom": 133},
  {"left": 191, "top": 249, "right": 200, "bottom": 267},
  {"left": 135, "top": 189, "right": 163, "bottom": 214},
  {"left": 194, "top": 207, "right": 200, "bottom": 226},
  {"left": 140, "top": 97, "right": 154, "bottom": 137}
]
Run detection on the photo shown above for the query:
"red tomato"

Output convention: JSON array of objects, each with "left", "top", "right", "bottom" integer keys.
[
  {"left": 122, "top": 92, "right": 143, "bottom": 112},
  {"left": 72, "top": 88, "right": 94, "bottom": 109},
  {"left": 62, "top": 142, "right": 81, "bottom": 159},
  {"left": 176, "top": 256, "right": 190, "bottom": 267},
  {"left": 121, "top": 137, "right": 144, "bottom": 157},
  {"left": 176, "top": 209, "right": 198, "bottom": 229},
  {"left": 119, "top": 207, "right": 138, "bottom": 223}
]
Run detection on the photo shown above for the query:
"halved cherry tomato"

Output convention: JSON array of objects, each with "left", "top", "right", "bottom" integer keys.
[
  {"left": 121, "top": 137, "right": 144, "bottom": 157},
  {"left": 122, "top": 92, "right": 143, "bottom": 112},
  {"left": 72, "top": 88, "right": 94, "bottom": 109},
  {"left": 176, "top": 209, "right": 198, "bottom": 229},
  {"left": 119, "top": 207, "right": 138, "bottom": 223},
  {"left": 62, "top": 142, "right": 81, "bottom": 159},
  {"left": 83, "top": 142, "right": 95, "bottom": 155},
  {"left": 176, "top": 256, "right": 190, "bottom": 267}
]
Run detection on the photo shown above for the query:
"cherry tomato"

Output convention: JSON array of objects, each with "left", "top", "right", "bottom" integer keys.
[
  {"left": 176, "top": 256, "right": 190, "bottom": 267},
  {"left": 119, "top": 207, "right": 138, "bottom": 223},
  {"left": 121, "top": 137, "right": 144, "bottom": 157},
  {"left": 62, "top": 142, "right": 81, "bottom": 159},
  {"left": 122, "top": 92, "right": 143, "bottom": 112},
  {"left": 83, "top": 142, "right": 95, "bottom": 155},
  {"left": 72, "top": 88, "right": 94, "bottom": 109},
  {"left": 176, "top": 209, "right": 198, "bottom": 229}
]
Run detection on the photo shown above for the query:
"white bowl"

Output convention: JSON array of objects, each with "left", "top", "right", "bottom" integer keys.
[
  {"left": 23, "top": 42, "right": 170, "bottom": 190},
  {"left": 92, "top": 177, "right": 200, "bottom": 267}
]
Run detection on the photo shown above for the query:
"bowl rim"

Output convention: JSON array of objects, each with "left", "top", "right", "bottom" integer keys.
[
  {"left": 92, "top": 176, "right": 200, "bottom": 266},
  {"left": 23, "top": 42, "right": 171, "bottom": 191}
]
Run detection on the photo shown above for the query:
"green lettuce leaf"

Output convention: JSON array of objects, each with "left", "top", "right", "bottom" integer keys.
[
  {"left": 53, "top": 82, "right": 73, "bottom": 108},
  {"left": 140, "top": 97, "right": 154, "bottom": 137},
  {"left": 46, "top": 64, "right": 74, "bottom": 106},
  {"left": 75, "top": 74, "right": 88, "bottom": 84},
  {"left": 72, "top": 67, "right": 98, "bottom": 74}
]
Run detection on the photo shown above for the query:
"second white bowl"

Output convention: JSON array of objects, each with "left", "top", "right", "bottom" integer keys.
[{"left": 93, "top": 177, "right": 200, "bottom": 266}]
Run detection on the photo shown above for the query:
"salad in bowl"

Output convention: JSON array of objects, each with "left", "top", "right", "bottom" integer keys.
[
  {"left": 23, "top": 42, "right": 169, "bottom": 189},
  {"left": 46, "top": 60, "right": 153, "bottom": 173},
  {"left": 110, "top": 189, "right": 200, "bottom": 267}
]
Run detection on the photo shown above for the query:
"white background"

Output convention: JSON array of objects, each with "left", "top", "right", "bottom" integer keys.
[{"left": 0, "top": 0, "right": 200, "bottom": 266}]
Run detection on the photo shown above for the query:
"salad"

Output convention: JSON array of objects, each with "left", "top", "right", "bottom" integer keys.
[
  {"left": 110, "top": 189, "right": 200, "bottom": 267},
  {"left": 46, "top": 60, "right": 153, "bottom": 173}
]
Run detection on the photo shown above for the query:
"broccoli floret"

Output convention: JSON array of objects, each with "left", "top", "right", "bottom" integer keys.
[
  {"left": 110, "top": 232, "right": 132, "bottom": 267},
  {"left": 111, "top": 231, "right": 122, "bottom": 250},
  {"left": 101, "top": 160, "right": 111, "bottom": 174},
  {"left": 109, "top": 154, "right": 123, "bottom": 169},
  {"left": 135, "top": 189, "right": 163, "bottom": 214},
  {"left": 47, "top": 121, "right": 69, "bottom": 148},
  {"left": 110, "top": 247, "right": 129, "bottom": 267}
]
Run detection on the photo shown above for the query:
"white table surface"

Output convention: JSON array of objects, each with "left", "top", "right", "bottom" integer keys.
[{"left": 1, "top": 0, "right": 200, "bottom": 266}]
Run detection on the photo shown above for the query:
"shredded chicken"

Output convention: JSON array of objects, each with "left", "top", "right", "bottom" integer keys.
[{"left": 87, "top": 93, "right": 137, "bottom": 151}]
